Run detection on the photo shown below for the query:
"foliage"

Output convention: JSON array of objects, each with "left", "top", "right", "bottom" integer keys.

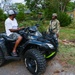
[
  {"left": 0, "top": 0, "right": 11, "bottom": 11},
  {"left": 66, "top": 2, "right": 75, "bottom": 11},
  {"left": 43, "top": 0, "right": 70, "bottom": 19},
  {"left": 0, "top": 9, "right": 7, "bottom": 21},
  {"left": 25, "top": 0, "right": 43, "bottom": 11},
  {"left": 44, "top": 0, "right": 59, "bottom": 20},
  {"left": 18, "top": 20, "right": 49, "bottom": 32},
  {"left": 12, "top": 3, "right": 28, "bottom": 12},
  {"left": 58, "top": 12, "right": 71, "bottom": 27},
  {"left": 16, "top": 12, "right": 25, "bottom": 21},
  {"left": 25, "top": 0, "right": 70, "bottom": 13},
  {"left": 12, "top": 3, "right": 29, "bottom": 21},
  {"left": 58, "top": 0, "right": 70, "bottom": 12},
  {"left": 68, "top": 18, "right": 75, "bottom": 29}
]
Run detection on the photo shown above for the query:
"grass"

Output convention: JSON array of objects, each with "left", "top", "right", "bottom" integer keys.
[
  {"left": 58, "top": 44, "right": 75, "bottom": 65},
  {"left": 59, "top": 27, "right": 75, "bottom": 40},
  {"left": 58, "top": 27, "right": 75, "bottom": 65}
]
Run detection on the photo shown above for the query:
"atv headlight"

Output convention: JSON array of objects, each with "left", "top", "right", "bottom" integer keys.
[{"left": 46, "top": 43, "right": 54, "bottom": 49}]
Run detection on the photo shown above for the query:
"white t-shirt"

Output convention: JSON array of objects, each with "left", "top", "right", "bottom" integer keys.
[{"left": 5, "top": 18, "right": 18, "bottom": 36}]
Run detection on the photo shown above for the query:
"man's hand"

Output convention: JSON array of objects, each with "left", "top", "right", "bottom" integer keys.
[
  {"left": 56, "top": 33, "right": 59, "bottom": 38},
  {"left": 20, "top": 26, "right": 25, "bottom": 29}
]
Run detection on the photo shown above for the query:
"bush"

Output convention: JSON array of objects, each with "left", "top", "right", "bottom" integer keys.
[
  {"left": 19, "top": 20, "right": 49, "bottom": 32},
  {"left": 0, "top": 9, "right": 7, "bottom": 21},
  {"left": 68, "top": 18, "right": 75, "bottom": 29},
  {"left": 58, "top": 12, "right": 72, "bottom": 27},
  {"left": 16, "top": 12, "right": 25, "bottom": 21}
]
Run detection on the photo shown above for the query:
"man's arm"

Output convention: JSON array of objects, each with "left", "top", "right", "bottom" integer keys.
[
  {"left": 9, "top": 27, "right": 24, "bottom": 32},
  {"left": 56, "top": 20, "right": 60, "bottom": 34}
]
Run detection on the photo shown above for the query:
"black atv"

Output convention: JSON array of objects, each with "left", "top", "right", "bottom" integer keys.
[{"left": 0, "top": 24, "right": 58, "bottom": 75}]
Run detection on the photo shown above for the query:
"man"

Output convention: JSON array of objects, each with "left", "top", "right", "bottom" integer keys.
[
  {"left": 5, "top": 10, "right": 23, "bottom": 56},
  {"left": 48, "top": 13, "right": 60, "bottom": 37}
]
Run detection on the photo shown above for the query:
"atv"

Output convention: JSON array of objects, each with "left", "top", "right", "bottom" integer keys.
[{"left": 0, "top": 24, "right": 58, "bottom": 75}]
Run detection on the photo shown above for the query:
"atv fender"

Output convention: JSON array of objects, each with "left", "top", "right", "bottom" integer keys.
[
  {"left": 25, "top": 40, "right": 44, "bottom": 48},
  {"left": 22, "top": 40, "right": 48, "bottom": 54}
]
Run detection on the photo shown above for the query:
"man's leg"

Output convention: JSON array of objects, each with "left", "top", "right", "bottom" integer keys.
[
  {"left": 10, "top": 33, "right": 22, "bottom": 56},
  {"left": 12, "top": 36, "right": 22, "bottom": 53}
]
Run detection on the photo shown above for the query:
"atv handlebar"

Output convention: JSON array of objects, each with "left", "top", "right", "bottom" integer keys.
[{"left": 16, "top": 24, "right": 40, "bottom": 35}]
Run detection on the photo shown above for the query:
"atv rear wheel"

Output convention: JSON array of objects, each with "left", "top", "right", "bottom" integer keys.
[
  {"left": 0, "top": 47, "right": 5, "bottom": 67},
  {"left": 24, "top": 49, "right": 46, "bottom": 75}
]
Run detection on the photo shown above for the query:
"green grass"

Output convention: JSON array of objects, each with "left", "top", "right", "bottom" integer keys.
[
  {"left": 58, "top": 27, "right": 75, "bottom": 65},
  {"left": 59, "top": 27, "right": 75, "bottom": 40},
  {"left": 58, "top": 44, "right": 75, "bottom": 65}
]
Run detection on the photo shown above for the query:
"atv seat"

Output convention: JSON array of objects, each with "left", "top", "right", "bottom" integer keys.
[{"left": 1, "top": 33, "right": 16, "bottom": 42}]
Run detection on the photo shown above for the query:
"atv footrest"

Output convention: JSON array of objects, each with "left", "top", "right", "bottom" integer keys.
[{"left": 5, "top": 56, "right": 21, "bottom": 60}]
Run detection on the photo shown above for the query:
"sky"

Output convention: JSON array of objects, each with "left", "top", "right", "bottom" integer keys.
[
  {"left": 0, "top": 0, "right": 75, "bottom": 3},
  {"left": 0, "top": 0, "right": 24, "bottom": 3},
  {"left": 11, "top": 0, "right": 75, "bottom": 3},
  {"left": 12, "top": 0, "right": 75, "bottom": 3},
  {"left": 11, "top": 0, "right": 24, "bottom": 3},
  {"left": 71, "top": 0, "right": 75, "bottom": 2}
]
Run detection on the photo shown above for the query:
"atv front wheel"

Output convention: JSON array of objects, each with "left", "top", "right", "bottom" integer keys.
[
  {"left": 24, "top": 49, "right": 46, "bottom": 75},
  {"left": 0, "top": 48, "right": 5, "bottom": 67}
]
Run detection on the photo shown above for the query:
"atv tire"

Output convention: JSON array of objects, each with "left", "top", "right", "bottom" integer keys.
[
  {"left": 0, "top": 47, "right": 5, "bottom": 67},
  {"left": 24, "top": 49, "right": 46, "bottom": 75}
]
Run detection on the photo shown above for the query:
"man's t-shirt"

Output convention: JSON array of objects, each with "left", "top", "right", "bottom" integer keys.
[{"left": 5, "top": 18, "right": 18, "bottom": 36}]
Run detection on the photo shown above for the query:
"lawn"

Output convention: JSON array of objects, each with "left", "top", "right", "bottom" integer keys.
[
  {"left": 59, "top": 27, "right": 75, "bottom": 40},
  {"left": 58, "top": 27, "right": 75, "bottom": 65}
]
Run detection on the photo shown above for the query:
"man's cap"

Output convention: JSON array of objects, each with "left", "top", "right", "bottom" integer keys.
[
  {"left": 52, "top": 13, "right": 57, "bottom": 16},
  {"left": 8, "top": 10, "right": 17, "bottom": 15},
  {"left": 38, "top": 12, "right": 42, "bottom": 15}
]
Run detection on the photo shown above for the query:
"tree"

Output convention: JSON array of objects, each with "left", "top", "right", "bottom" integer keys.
[
  {"left": 1, "top": 0, "right": 12, "bottom": 11},
  {"left": 66, "top": 2, "right": 75, "bottom": 11},
  {"left": 12, "top": 3, "right": 28, "bottom": 21},
  {"left": 25, "top": 0, "right": 44, "bottom": 11},
  {"left": 12, "top": 3, "right": 27, "bottom": 12},
  {"left": 25, "top": 0, "right": 71, "bottom": 12},
  {"left": 58, "top": 0, "right": 71, "bottom": 12},
  {"left": 43, "top": 0, "right": 60, "bottom": 19},
  {"left": 0, "top": 9, "right": 7, "bottom": 21}
]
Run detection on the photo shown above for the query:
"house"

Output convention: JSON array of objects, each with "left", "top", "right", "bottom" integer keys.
[{"left": 67, "top": 9, "right": 75, "bottom": 18}]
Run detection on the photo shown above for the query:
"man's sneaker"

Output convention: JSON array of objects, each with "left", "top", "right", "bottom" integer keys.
[{"left": 11, "top": 52, "right": 18, "bottom": 57}]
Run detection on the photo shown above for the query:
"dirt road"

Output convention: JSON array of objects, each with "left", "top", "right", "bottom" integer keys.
[{"left": 0, "top": 57, "right": 75, "bottom": 75}]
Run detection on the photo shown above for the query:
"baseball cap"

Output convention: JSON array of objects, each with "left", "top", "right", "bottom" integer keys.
[
  {"left": 8, "top": 10, "right": 16, "bottom": 15},
  {"left": 52, "top": 13, "right": 57, "bottom": 16}
]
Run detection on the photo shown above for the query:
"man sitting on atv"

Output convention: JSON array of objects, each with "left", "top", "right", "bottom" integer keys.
[{"left": 5, "top": 10, "right": 23, "bottom": 57}]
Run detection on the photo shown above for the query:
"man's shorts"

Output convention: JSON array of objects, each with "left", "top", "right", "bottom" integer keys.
[{"left": 9, "top": 33, "right": 21, "bottom": 40}]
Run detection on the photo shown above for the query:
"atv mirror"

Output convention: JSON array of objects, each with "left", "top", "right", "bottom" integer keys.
[{"left": 35, "top": 24, "right": 40, "bottom": 27}]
